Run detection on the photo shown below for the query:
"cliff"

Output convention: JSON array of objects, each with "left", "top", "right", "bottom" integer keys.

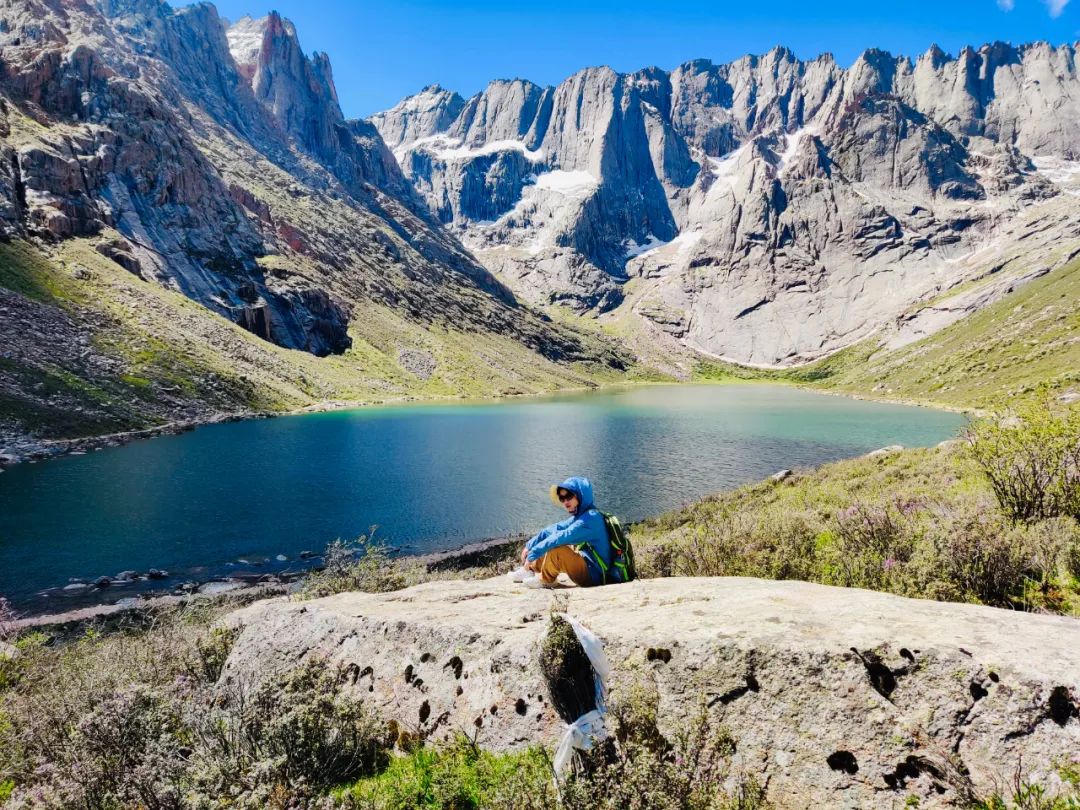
[
  {"left": 0, "top": 0, "right": 631, "bottom": 446},
  {"left": 375, "top": 44, "right": 1080, "bottom": 365}
]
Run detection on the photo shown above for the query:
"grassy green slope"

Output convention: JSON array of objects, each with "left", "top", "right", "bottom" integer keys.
[
  {"left": 694, "top": 258, "right": 1080, "bottom": 410},
  {"left": 5, "top": 233, "right": 1077, "bottom": 441},
  {"left": 0, "top": 237, "right": 628, "bottom": 441},
  {"left": 816, "top": 258, "right": 1080, "bottom": 408}
]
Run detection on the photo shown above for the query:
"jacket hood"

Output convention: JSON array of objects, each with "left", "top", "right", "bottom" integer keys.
[{"left": 550, "top": 476, "right": 595, "bottom": 516}]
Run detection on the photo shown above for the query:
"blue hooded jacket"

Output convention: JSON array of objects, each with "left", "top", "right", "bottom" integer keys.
[{"left": 524, "top": 476, "right": 611, "bottom": 585}]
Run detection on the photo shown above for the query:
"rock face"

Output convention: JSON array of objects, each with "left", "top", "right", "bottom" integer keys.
[
  {"left": 0, "top": 0, "right": 345, "bottom": 354},
  {"left": 374, "top": 44, "right": 1080, "bottom": 364},
  {"left": 0, "top": 0, "right": 607, "bottom": 366},
  {"left": 223, "top": 576, "right": 1080, "bottom": 808}
]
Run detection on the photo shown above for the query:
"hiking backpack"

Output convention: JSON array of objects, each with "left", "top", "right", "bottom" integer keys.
[{"left": 578, "top": 512, "right": 637, "bottom": 584}]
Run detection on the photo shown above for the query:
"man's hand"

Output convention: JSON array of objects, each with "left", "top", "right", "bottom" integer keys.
[{"left": 520, "top": 546, "right": 529, "bottom": 566}]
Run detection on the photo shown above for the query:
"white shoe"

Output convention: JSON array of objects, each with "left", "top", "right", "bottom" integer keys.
[
  {"left": 524, "top": 575, "right": 553, "bottom": 589},
  {"left": 509, "top": 566, "right": 532, "bottom": 582}
]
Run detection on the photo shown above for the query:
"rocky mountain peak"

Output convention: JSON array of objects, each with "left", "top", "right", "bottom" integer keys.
[
  {"left": 846, "top": 47, "right": 905, "bottom": 96},
  {"left": 310, "top": 50, "right": 339, "bottom": 105},
  {"left": 226, "top": 11, "right": 343, "bottom": 154},
  {"left": 919, "top": 43, "right": 950, "bottom": 68},
  {"left": 445, "top": 77, "right": 552, "bottom": 151},
  {"left": 368, "top": 84, "right": 467, "bottom": 151},
  {"left": 377, "top": 40, "right": 1080, "bottom": 362},
  {"left": 0, "top": 0, "right": 597, "bottom": 373},
  {"left": 224, "top": 14, "right": 264, "bottom": 83}
]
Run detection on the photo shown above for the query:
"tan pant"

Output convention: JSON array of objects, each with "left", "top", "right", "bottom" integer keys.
[{"left": 533, "top": 545, "right": 592, "bottom": 586}]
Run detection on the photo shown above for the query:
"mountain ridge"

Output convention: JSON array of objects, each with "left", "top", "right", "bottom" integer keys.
[
  {"left": 2, "top": 0, "right": 1078, "bottom": 449},
  {"left": 373, "top": 38, "right": 1080, "bottom": 365},
  {"left": 0, "top": 0, "right": 632, "bottom": 449},
  {"left": 377, "top": 38, "right": 1080, "bottom": 143}
]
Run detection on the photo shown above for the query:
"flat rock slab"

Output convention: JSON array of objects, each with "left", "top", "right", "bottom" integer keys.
[{"left": 223, "top": 576, "right": 1080, "bottom": 808}]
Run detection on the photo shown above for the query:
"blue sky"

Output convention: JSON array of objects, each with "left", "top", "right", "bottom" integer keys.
[{"left": 190, "top": 0, "right": 1079, "bottom": 119}]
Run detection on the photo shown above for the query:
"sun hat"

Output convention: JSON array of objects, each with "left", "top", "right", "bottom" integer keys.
[{"left": 550, "top": 483, "right": 575, "bottom": 505}]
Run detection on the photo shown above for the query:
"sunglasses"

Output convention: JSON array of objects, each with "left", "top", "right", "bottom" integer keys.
[{"left": 557, "top": 490, "right": 576, "bottom": 502}]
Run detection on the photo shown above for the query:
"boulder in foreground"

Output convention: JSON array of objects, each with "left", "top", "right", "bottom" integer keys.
[{"left": 222, "top": 576, "right": 1080, "bottom": 808}]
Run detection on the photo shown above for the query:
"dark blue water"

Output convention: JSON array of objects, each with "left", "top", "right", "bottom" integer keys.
[{"left": 0, "top": 384, "right": 965, "bottom": 611}]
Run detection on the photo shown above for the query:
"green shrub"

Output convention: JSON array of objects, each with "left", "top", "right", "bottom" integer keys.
[
  {"left": 919, "top": 501, "right": 1027, "bottom": 607},
  {"left": 966, "top": 396, "right": 1080, "bottom": 523},
  {"left": 300, "top": 534, "right": 407, "bottom": 599},
  {"left": 970, "top": 758, "right": 1080, "bottom": 809},
  {"left": 0, "top": 612, "right": 207, "bottom": 809},
  {"left": 830, "top": 501, "right": 916, "bottom": 591},
  {"left": 633, "top": 446, "right": 1080, "bottom": 614},
  {"left": 559, "top": 696, "right": 768, "bottom": 810},
  {"left": 646, "top": 506, "right": 818, "bottom": 584},
  {"left": 0, "top": 606, "right": 393, "bottom": 809},
  {"left": 335, "top": 737, "right": 555, "bottom": 810},
  {"left": 190, "top": 658, "right": 392, "bottom": 805},
  {"left": 53, "top": 684, "right": 187, "bottom": 809}
]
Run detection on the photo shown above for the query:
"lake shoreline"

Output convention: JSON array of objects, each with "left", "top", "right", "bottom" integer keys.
[
  {"left": 802, "top": 384, "right": 981, "bottom": 417},
  {"left": 1, "top": 383, "right": 966, "bottom": 611},
  {"left": 12, "top": 536, "right": 523, "bottom": 630},
  {"left": 0, "top": 376, "right": 970, "bottom": 470},
  {"left": 0, "top": 384, "right": 614, "bottom": 469}
]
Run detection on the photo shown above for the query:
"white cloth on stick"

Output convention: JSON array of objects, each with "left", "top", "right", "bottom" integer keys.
[
  {"left": 552, "top": 613, "right": 611, "bottom": 779},
  {"left": 552, "top": 708, "right": 609, "bottom": 774}
]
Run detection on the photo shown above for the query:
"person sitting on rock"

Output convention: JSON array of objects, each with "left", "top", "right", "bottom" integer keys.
[{"left": 510, "top": 476, "right": 611, "bottom": 588}]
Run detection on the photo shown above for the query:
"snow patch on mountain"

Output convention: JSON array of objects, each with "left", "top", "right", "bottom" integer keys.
[
  {"left": 776, "top": 126, "right": 819, "bottom": 176},
  {"left": 533, "top": 170, "right": 598, "bottom": 197}
]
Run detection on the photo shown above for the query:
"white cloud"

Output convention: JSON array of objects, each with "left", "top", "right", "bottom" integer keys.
[
  {"left": 997, "top": 0, "right": 1015, "bottom": 10},
  {"left": 1045, "top": 0, "right": 1069, "bottom": 16}
]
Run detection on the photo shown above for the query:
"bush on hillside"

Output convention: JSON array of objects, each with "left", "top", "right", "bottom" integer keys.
[
  {"left": 635, "top": 446, "right": 1080, "bottom": 615},
  {"left": 0, "top": 612, "right": 213, "bottom": 809},
  {"left": 0, "top": 607, "right": 392, "bottom": 809},
  {"left": 189, "top": 659, "right": 392, "bottom": 805},
  {"left": 299, "top": 534, "right": 407, "bottom": 599},
  {"left": 966, "top": 395, "right": 1080, "bottom": 523},
  {"left": 559, "top": 689, "right": 768, "bottom": 810}
]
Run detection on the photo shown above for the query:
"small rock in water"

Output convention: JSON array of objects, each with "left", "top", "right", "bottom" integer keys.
[
  {"left": 147, "top": 568, "right": 168, "bottom": 580},
  {"left": 115, "top": 570, "right": 137, "bottom": 581},
  {"left": 770, "top": 469, "right": 793, "bottom": 483},
  {"left": 63, "top": 582, "right": 89, "bottom": 591},
  {"left": 299, "top": 550, "right": 317, "bottom": 559},
  {"left": 276, "top": 554, "right": 288, "bottom": 561},
  {"left": 94, "top": 576, "right": 112, "bottom": 588}
]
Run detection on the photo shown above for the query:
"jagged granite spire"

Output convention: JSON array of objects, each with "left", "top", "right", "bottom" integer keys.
[
  {"left": 373, "top": 43, "right": 1080, "bottom": 363},
  {"left": 227, "top": 12, "right": 343, "bottom": 156}
]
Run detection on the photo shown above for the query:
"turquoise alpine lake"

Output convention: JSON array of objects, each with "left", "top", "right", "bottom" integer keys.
[{"left": 0, "top": 384, "right": 965, "bottom": 612}]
